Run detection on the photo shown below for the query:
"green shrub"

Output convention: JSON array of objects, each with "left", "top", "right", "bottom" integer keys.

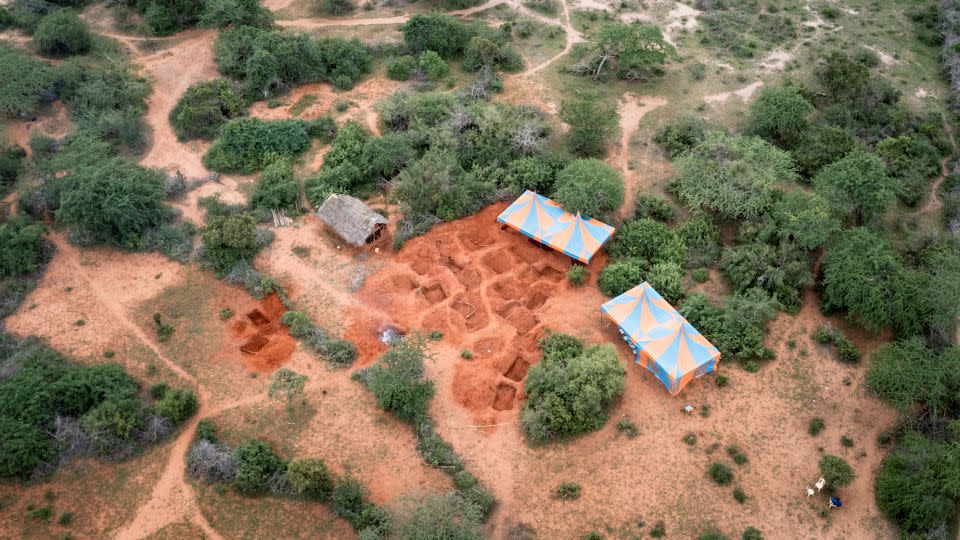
[
  {"left": 598, "top": 258, "right": 646, "bottom": 297},
  {"left": 789, "top": 124, "right": 856, "bottom": 178},
  {"left": 813, "top": 149, "right": 895, "bottom": 224},
  {"left": 567, "top": 265, "right": 587, "bottom": 286},
  {"left": 418, "top": 50, "right": 449, "bottom": 81},
  {"left": 558, "top": 95, "right": 618, "bottom": 158},
  {"left": 195, "top": 419, "right": 217, "bottom": 442},
  {"left": 733, "top": 487, "right": 747, "bottom": 503},
  {"left": 616, "top": 418, "right": 639, "bottom": 438},
  {"left": 325, "top": 338, "right": 357, "bottom": 368},
  {"left": 387, "top": 55, "right": 417, "bottom": 80},
  {"left": 719, "top": 235, "right": 811, "bottom": 309},
  {"left": 231, "top": 439, "right": 282, "bottom": 494},
  {"left": 156, "top": 388, "right": 198, "bottom": 424},
  {"left": 633, "top": 194, "right": 674, "bottom": 222},
  {"left": 679, "top": 291, "right": 776, "bottom": 363},
  {"left": 818, "top": 454, "right": 855, "bottom": 490},
  {"left": 0, "top": 215, "right": 47, "bottom": 278},
  {"left": 570, "top": 21, "right": 672, "bottom": 81},
  {"left": 646, "top": 261, "right": 684, "bottom": 303},
  {"left": 149, "top": 382, "right": 169, "bottom": 400},
  {"left": 539, "top": 332, "right": 584, "bottom": 362},
  {"left": 199, "top": 213, "right": 259, "bottom": 274},
  {"left": 699, "top": 529, "right": 729, "bottom": 540},
  {"left": 82, "top": 398, "right": 146, "bottom": 441},
  {"left": 607, "top": 218, "right": 684, "bottom": 265},
  {"left": 55, "top": 154, "right": 167, "bottom": 249},
  {"left": 317, "top": 0, "right": 354, "bottom": 15},
  {"left": 726, "top": 445, "right": 748, "bottom": 465},
  {"left": 808, "top": 417, "right": 825, "bottom": 436},
  {"left": 866, "top": 338, "right": 959, "bottom": 416},
  {"left": 677, "top": 213, "right": 721, "bottom": 268},
  {"left": 400, "top": 12, "right": 470, "bottom": 58},
  {"left": 0, "top": 416, "right": 55, "bottom": 477},
  {"left": 307, "top": 116, "right": 337, "bottom": 143},
  {"left": 552, "top": 159, "right": 624, "bottom": 218},
  {"left": 691, "top": 268, "right": 709, "bottom": 283},
  {"left": 353, "top": 334, "right": 435, "bottom": 424},
  {"left": 875, "top": 432, "right": 960, "bottom": 535},
  {"left": 555, "top": 482, "right": 581, "bottom": 499},
  {"left": 34, "top": 9, "right": 91, "bottom": 57},
  {"left": 742, "top": 527, "right": 762, "bottom": 540},
  {"left": 286, "top": 458, "right": 333, "bottom": 500},
  {"left": 708, "top": 462, "right": 733, "bottom": 485},
  {"left": 391, "top": 491, "right": 483, "bottom": 539},
  {"left": 204, "top": 118, "right": 311, "bottom": 173},
  {"left": 649, "top": 521, "right": 666, "bottom": 537},
  {"left": 58, "top": 511, "right": 73, "bottom": 525},
  {"left": 672, "top": 132, "right": 796, "bottom": 219},
  {"left": 715, "top": 374, "right": 728, "bottom": 387},
  {"left": 251, "top": 155, "right": 299, "bottom": 212},
  {"left": 0, "top": 43, "right": 56, "bottom": 119},
  {"left": 461, "top": 35, "right": 524, "bottom": 73},
  {"left": 521, "top": 337, "right": 625, "bottom": 444},
  {"left": 169, "top": 79, "right": 246, "bottom": 140},
  {"left": 416, "top": 423, "right": 462, "bottom": 470},
  {"left": 197, "top": 0, "right": 274, "bottom": 29},
  {"left": 745, "top": 86, "right": 813, "bottom": 146},
  {"left": 840, "top": 435, "right": 854, "bottom": 448},
  {"left": 331, "top": 475, "right": 389, "bottom": 532},
  {"left": 653, "top": 115, "right": 715, "bottom": 158},
  {"left": 27, "top": 506, "right": 53, "bottom": 521},
  {"left": 770, "top": 190, "right": 840, "bottom": 251}
]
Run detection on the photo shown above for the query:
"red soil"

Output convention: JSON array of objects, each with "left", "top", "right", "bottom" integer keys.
[{"left": 224, "top": 293, "right": 295, "bottom": 372}]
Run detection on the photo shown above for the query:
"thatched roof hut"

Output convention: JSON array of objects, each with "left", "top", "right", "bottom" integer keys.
[{"left": 316, "top": 194, "right": 388, "bottom": 246}]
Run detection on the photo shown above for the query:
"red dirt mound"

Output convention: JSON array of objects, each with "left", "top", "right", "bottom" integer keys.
[{"left": 223, "top": 293, "right": 295, "bottom": 372}]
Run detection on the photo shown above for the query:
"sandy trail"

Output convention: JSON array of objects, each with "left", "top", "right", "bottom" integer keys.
[
  {"left": 521, "top": 0, "right": 583, "bottom": 76},
  {"left": 113, "top": 394, "right": 267, "bottom": 540},
  {"left": 615, "top": 93, "right": 668, "bottom": 217},
  {"left": 704, "top": 81, "right": 765, "bottom": 103},
  {"left": 915, "top": 119, "right": 956, "bottom": 215}
]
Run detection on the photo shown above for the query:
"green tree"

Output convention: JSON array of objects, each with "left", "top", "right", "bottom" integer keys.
[
  {"left": 572, "top": 22, "right": 673, "bottom": 81},
  {"left": 56, "top": 158, "right": 168, "bottom": 248},
  {"left": 34, "top": 9, "right": 91, "bottom": 57},
  {"left": 169, "top": 79, "right": 247, "bottom": 140},
  {"left": 646, "top": 261, "right": 684, "bottom": 303},
  {"left": 391, "top": 492, "right": 484, "bottom": 540},
  {"left": 866, "top": 338, "right": 959, "bottom": 416},
  {"left": 672, "top": 132, "right": 796, "bottom": 219},
  {"left": 552, "top": 159, "right": 624, "bottom": 219},
  {"left": 820, "top": 228, "right": 903, "bottom": 332},
  {"left": 558, "top": 96, "right": 619, "bottom": 157},
  {"left": 204, "top": 118, "right": 311, "bottom": 173},
  {"left": 325, "top": 121, "right": 370, "bottom": 169},
  {"left": 268, "top": 368, "right": 309, "bottom": 410},
  {"left": 353, "top": 334, "right": 435, "bottom": 424},
  {"left": 746, "top": 86, "right": 813, "bottom": 146},
  {"left": 156, "top": 388, "right": 198, "bottom": 424},
  {"left": 813, "top": 149, "right": 896, "bottom": 224},
  {"left": 769, "top": 190, "right": 839, "bottom": 250},
  {"left": 199, "top": 213, "right": 258, "bottom": 273},
  {"left": 653, "top": 115, "right": 716, "bottom": 158},
  {"left": 521, "top": 338, "right": 625, "bottom": 444},
  {"left": 0, "top": 417, "right": 54, "bottom": 478},
  {"left": 198, "top": 0, "right": 274, "bottom": 29},
  {"left": 286, "top": 457, "right": 333, "bottom": 500}
]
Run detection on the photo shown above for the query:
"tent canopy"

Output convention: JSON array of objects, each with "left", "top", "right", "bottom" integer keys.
[
  {"left": 497, "top": 191, "right": 615, "bottom": 264},
  {"left": 601, "top": 282, "right": 720, "bottom": 395}
]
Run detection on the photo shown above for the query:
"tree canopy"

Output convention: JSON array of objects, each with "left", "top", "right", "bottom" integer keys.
[
  {"left": 746, "top": 85, "right": 813, "bottom": 146},
  {"left": 671, "top": 132, "right": 797, "bottom": 219},
  {"left": 551, "top": 159, "right": 624, "bottom": 219},
  {"left": 558, "top": 95, "right": 619, "bottom": 157},
  {"left": 813, "top": 149, "right": 896, "bottom": 224},
  {"left": 571, "top": 22, "right": 673, "bottom": 81}
]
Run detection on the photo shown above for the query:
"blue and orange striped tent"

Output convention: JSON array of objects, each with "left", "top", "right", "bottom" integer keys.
[
  {"left": 601, "top": 282, "right": 720, "bottom": 395},
  {"left": 497, "top": 191, "right": 615, "bottom": 264}
]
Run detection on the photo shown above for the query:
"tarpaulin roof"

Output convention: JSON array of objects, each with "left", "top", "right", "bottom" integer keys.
[
  {"left": 601, "top": 282, "right": 721, "bottom": 395},
  {"left": 496, "top": 191, "right": 615, "bottom": 264}
]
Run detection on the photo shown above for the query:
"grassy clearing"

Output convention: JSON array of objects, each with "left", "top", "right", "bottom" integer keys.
[{"left": 0, "top": 439, "right": 173, "bottom": 538}]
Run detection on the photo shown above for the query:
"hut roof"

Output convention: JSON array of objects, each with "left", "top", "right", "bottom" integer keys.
[{"left": 316, "top": 194, "right": 388, "bottom": 246}]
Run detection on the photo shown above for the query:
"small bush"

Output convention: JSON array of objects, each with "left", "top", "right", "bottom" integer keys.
[
  {"left": 387, "top": 55, "right": 417, "bottom": 80},
  {"left": 34, "top": 9, "right": 91, "bottom": 57},
  {"left": 231, "top": 439, "right": 282, "bottom": 494},
  {"left": 726, "top": 445, "right": 748, "bottom": 465},
  {"left": 699, "top": 529, "right": 729, "bottom": 540},
  {"left": 219, "top": 308, "right": 234, "bottom": 320},
  {"left": 654, "top": 115, "right": 714, "bottom": 158},
  {"left": 649, "top": 520, "right": 666, "bottom": 537},
  {"left": 708, "top": 462, "right": 733, "bottom": 485},
  {"left": 742, "top": 527, "right": 762, "bottom": 540},
  {"left": 683, "top": 432, "right": 697, "bottom": 446},
  {"left": 616, "top": 418, "right": 639, "bottom": 438},
  {"left": 733, "top": 487, "right": 747, "bottom": 503},
  {"left": 633, "top": 194, "right": 674, "bottom": 222},
  {"left": 840, "top": 435, "right": 854, "bottom": 448},
  {"left": 170, "top": 79, "right": 246, "bottom": 140},
  {"left": 195, "top": 419, "right": 217, "bottom": 442},
  {"left": 286, "top": 458, "right": 333, "bottom": 500},
  {"left": 153, "top": 313, "right": 174, "bottom": 342},
  {"left": 567, "top": 265, "right": 587, "bottom": 286},
  {"left": 818, "top": 454, "right": 855, "bottom": 490},
  {"left": 808, "top": 417, "right": 825, "bottom": 436},
  {"left": 27, "top": 506, "right": 53, "bottom": 521},
  {"left": 598, "top": 258, "right": 646, "bottom": 297},
  {"left": 555, "top": 482, "right": 581, "bottom": 500},
  {"left": 156, "top": 388, "right": 197, "bottom": 424},
  {"left": 353, "top": 334, "right": 435, "bottom": 424},
  {"left": 58, "top": 511, "right": 73, "bottom": 526},
  {"left": 418, "top": 50, "right": 449, "bottom": 80},
  {"left": 149, "top": 382, "right": 169, "bottom": 400},
  {"left": 460, "top": 349, "right": 473, "bottom": 359},
  {"left": 204, "top": 118, "right": 311, "bottom": 174},
  {"left": 715, "top": 374, "right": 729, "bottom": 387}
]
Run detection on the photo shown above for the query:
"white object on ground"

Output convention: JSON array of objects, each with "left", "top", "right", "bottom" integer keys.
[
  {"left": 806, "top": 487, "right": 815, "bottom": 498},
  {"left": 815, "top": 478, "right": 826, "bottom": 492}
]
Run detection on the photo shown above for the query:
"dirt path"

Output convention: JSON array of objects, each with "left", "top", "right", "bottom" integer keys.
[
  {"left": 50, "top": 235, "right": 198, "bottom": 387},
  {"left": 615, "top": 93, "right": 668, "bottom": 217},
  {"left": 914, "top": 120, "right": 956, "bottom": 215},
  {"left": 113, "top": 394, "right": 266, "bottom": 540},
  {"left": 521, "top": 0, "right": 583, "bottom": 76}
]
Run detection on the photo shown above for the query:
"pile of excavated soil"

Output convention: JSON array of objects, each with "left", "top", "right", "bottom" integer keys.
[{"left": 226, "top": 293, "right": 296, "bottom": 372}]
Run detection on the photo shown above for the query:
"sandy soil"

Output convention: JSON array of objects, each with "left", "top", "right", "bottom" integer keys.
[
  {"left": 663, "top": 1, "right": 700, "bottom": 46},
  {"left": 704, "top": 81, "right": 765, "bottom": 104},
  {"left": 761, "top": 49, "right": 794, "bottom": 71},
  {"left": 615, "top": 93, "right": 668, "bottom": 218},
  {"left": 4, "top": 101, "right": 74, "bottom": 155},
  {"left": 346, "top": 205, "right": 900, "bottom": 539}
]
